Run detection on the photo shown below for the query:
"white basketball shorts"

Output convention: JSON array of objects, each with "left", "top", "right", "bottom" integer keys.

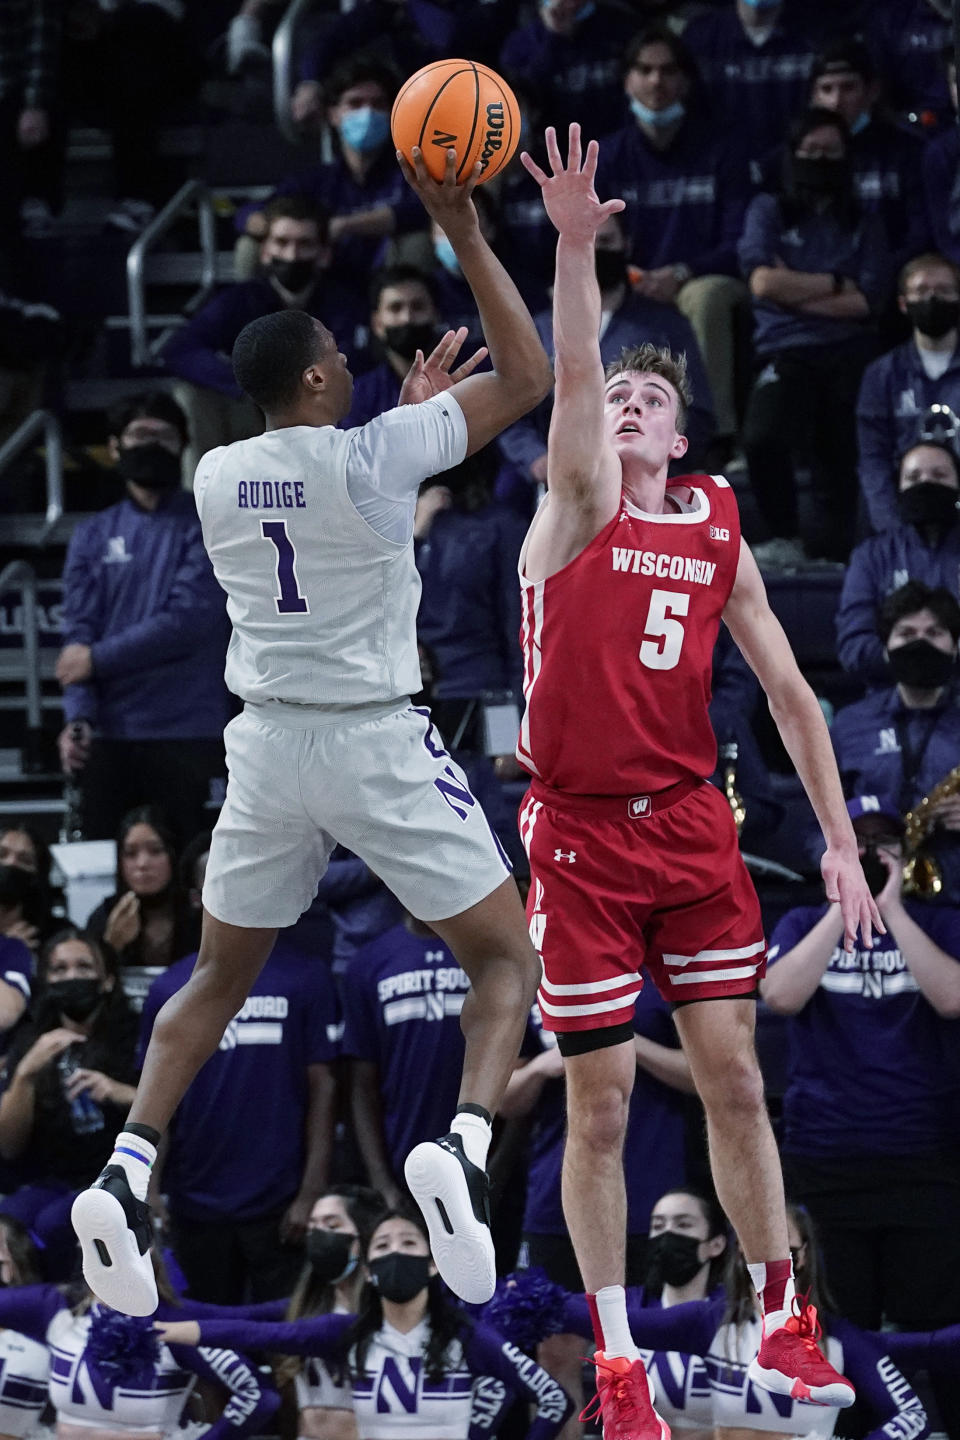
[{"left": 203, "top": 700, "right": 513, "bottom": 928}]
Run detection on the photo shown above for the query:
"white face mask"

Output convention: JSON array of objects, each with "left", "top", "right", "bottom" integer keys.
[{"left": 630, "top": 97, "right": 685, "bottom": 129}]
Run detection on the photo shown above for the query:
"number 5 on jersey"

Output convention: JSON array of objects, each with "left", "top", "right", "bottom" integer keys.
[
  {"left": 640, "top": 588, "right": 689, "bottom": 670},
  {"left": 262, "top": 519, "right": 309, "bottom": 615}
]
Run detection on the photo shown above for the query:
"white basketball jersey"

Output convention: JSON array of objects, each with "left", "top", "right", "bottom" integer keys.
[{"left": 194, "top": 396, "right": 467, "bottom": 707}]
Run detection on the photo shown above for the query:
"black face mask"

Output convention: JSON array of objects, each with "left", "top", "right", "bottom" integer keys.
[
  {"left": 595, "top": 250, "right": 628, "bottom": 292},
  {"left": 382, "top": 322, "right": 436, "bottom": 362},
  {"left": 792, "top": 155, "right": 846, "bottom": 196},
  {"left": 904, "top": 297, "right": 960, "bottom": 340},
  {"left": 267, "top": 257, "right": 316, "bottom": 294},
  {"left": 898, "top": 481, "right": 960, "bottom": 529},
  {"left": 644, "top": 1231, "right": 705, "bottom": 1290},
  {"left": 859, "top": 844, "right": 891, "bottom": 898},
  {"left": 888, "top": 637, "right": 957, "bottom": 689},
  {"left": 368, "top": 1252, "right": 432, "bottom": 1303},
  {"left": 46, "top": 978, "right": 104, "bottom": 1022},
  {"left": 117, "top": 443, "right": 182, "bottom": 491},
  {"left": 305, "top": 1229, "right": 357, "bottom": 1285}
]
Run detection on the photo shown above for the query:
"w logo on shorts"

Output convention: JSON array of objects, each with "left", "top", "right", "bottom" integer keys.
[{"left": 628, "top": 796, "right": 651, "bottom": 818}]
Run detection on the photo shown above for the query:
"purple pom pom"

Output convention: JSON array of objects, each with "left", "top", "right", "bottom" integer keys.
[
  {"left": 86, "top": 1305, "right": 161, "bottom": 1386},
  {"left": 483, "top": 1268, "right": 567, "bottom": 1352}
]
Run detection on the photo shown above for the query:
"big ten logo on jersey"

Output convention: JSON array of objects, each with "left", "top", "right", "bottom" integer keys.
[
  {"left": 377, "top": 959, "right": 470, "bottom": 1025},
  {"left": 219, "top": 994, "right": 288, "bottom": 1050},
  {"left": 709, "top": 524, "right": 730, "bottom": 542}
]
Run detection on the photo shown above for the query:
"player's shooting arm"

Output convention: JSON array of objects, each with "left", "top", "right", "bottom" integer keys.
[{"left": 399, "top": 148, "right": 553, "bottom": 454}]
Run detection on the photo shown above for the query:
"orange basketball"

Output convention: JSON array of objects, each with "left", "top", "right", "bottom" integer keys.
[{"left": 391, "top": 59, "right": 521, "bottom": 185}]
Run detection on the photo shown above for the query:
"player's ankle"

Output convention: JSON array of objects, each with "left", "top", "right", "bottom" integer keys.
[
  {"left": 108, "top": 1128, "right": 159, "bottom": 1203},
  {"left": 450, "top": 1107, "right": 492, "bottom": 1170},
  {"left": 591, "top": 1285, "right": 639, "bottom": 1360}
]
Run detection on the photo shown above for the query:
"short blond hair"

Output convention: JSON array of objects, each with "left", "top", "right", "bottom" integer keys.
[{"left": 604, "top": 343, "right": 691, "bottom": 433}]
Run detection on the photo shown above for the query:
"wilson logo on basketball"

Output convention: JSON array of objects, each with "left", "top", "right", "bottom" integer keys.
[
  {"left": 430, "top": 129, "right": 457, "bottom": 148},
  {"left": 479, "top": 101, "right": 505, "bottom": 172}
]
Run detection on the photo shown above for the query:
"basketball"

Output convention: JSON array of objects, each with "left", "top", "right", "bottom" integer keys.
[{"left": 391, "top": 59, "right": 521, "bottom": 185}]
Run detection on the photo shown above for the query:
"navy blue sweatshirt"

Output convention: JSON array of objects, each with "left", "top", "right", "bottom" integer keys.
[{"left": 61, "top": 491, "right": 230, "bottom": 739}]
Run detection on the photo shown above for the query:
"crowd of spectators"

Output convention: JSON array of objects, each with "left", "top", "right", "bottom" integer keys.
[{"left": 1, "top": 1, "right": 960, "bottom": 1438}]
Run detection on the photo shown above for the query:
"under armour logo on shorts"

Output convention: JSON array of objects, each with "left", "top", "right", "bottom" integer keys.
[
  {"left": 554, "top": 849, "right": 577, "bottom": 863},
  {"left": 628, "top": 796, "right": 651, "bottom": 818}
]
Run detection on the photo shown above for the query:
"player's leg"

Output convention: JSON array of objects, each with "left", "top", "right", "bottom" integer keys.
[
  {"left": 72, "top": 710, "right": 328, "bottom": 1315},
  {"left": 429, "top": 877, "right": 540, "bottom": 1115},
  {"left": 649, "top": 782, "right": 855, "bottom": 1407},
  {"left": 319, "top": 706, "right": 542, "bottom": 1303},
  {"left": 403, "top": 877, "right": 540, "bottom": 1306}
]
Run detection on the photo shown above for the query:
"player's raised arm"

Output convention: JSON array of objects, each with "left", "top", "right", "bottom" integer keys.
[
  {"left": 723, "top": 540, "right": 884, "bottom": 953},
  {"left": 523, "top": 124, "right": 624, "bottom": 515},
  {"left": 398, "top": 146, "right": 553, "bottom": 454}
]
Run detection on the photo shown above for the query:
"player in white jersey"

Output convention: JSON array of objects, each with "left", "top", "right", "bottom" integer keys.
[{"left": 71, "top": 146, "right": 554, "bottom": 1318}]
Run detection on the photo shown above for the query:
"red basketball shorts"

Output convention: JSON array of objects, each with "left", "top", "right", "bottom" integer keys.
[{"left": 519, "top": 777, "right": 766, "bottom": 1034}]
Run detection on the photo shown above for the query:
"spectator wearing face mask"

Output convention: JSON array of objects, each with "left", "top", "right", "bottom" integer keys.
[
  {"left": 593, "top": 27, "right": 751, "bottom": 451},
  {"left": 761, "top": 797, "right": 960, "bottom": 1433},
  {"left": 273, "top": 1185, "right": 385, "bottom": 1440},
  {"left": 0, "top": 929, "right": 138, "bottom": 1278},
  {"left": 806, "top": 40, "right": 929, "bottom": 273},
  {"left": 831, "top": 582, "right": 960, "bottom": 904},
  {"left": 838, "top": 442, "right": 960, "bottom": 682},
  {"left": 683, "top": 0, "right": 823, "bottom": 181},
  {"left": 239, "top": 59, "right": 424, "bottom": 287},
  {"left": 55, "top": 393, "right": 230, "bottom": 848},
  {"left": 857, "top": 253, "right": 960, "bottom": 533},
  {"left": 289, "top": 0, "right": 515, "bottom": 132},
  {"left": 499, "top": 1, "right": 635, "bottom": 144},
  {"left": 739, "top": 107, "right": 890, "bottom": 567},
  {"left": 163, "top": 198, "right": 365, "bottom": 471},
  {"left": 341, "top": 266, "right": 448, "bottom": 429}
]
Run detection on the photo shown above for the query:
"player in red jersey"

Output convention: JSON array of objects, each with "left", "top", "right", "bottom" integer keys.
[{"left": 517, "top": 125, "right": 884, "bottom": 1440}]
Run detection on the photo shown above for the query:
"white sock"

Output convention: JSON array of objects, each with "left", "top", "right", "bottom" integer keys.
[
  {"left": 449, "top": 1112, "right": 491, "bottom": 1171},
  {"left": 108, "top": 1131, "right": 157, "bottom": 1203},
  {"left": 595, "top": 1285, "right": 640, "bottom": 1360}
]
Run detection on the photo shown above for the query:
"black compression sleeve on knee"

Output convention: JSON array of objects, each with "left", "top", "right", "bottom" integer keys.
[
  {"left": 556, "top": 1022, "right": 634, "bottom": 1057},
  {"left": 456, "top": 1103, "right": 492, "bottom": 1127},
  {"left": 123, "top": 1122, "right": 162, "bottom": 1147}
]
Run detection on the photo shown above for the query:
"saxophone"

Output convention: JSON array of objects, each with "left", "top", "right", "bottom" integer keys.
[
  {"left": 720, "top": 741, "right": 746, "bottom": 836},
  {"left": 901, "top": 761, "right": 960, "bottom": 896}
]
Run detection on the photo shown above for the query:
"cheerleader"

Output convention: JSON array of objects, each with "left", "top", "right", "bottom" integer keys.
[
  {"left": 0, "top": 1218, "right": 51, "bottom": 1440},
  {"left": 156, "top": 1206, "right": 573, "bottom": 1439},
  {"left": 0, "top": 1250, "right": 277, "bottom": 1440}
]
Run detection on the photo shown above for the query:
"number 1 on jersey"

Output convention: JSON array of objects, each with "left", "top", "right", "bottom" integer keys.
[
  {"left": 261, "top": 519, "right": 309, "bottom": 615},
  {"left": 639, "top": 588, "right": 689, "bottom": 670}
]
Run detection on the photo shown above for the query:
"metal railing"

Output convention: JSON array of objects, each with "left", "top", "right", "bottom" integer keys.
[
  {"left": 0, "top": 409, "right": 63, "bottom": 538},
  {"left": 127, "top": 179, "right": 218, "bottom": 367},
  {"left": 0, "top": 561, "right": 43, "bottom": 764},
  {"left": 273, "top": 0, "right": 315, "bottom": 144}
]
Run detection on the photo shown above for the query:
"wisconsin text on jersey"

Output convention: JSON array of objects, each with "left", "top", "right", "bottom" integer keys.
[{"left": 612, "top": 547, "right": 719, "bottom": 586}]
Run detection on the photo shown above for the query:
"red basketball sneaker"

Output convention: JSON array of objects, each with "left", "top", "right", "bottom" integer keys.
[
  {"left": 748, "top": 1299, "right": 855, "bottom": 1407},
  {"left": 581, "top": 1353, "right": 671, "bottom": 1440}
]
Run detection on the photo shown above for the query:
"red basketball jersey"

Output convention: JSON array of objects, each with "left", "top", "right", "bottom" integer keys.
[{"left": 517, "top": 474, "right": 741, "bottom": 795}]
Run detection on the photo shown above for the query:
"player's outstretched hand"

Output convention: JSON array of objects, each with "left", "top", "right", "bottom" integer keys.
[
  {"left": 399, "top": 326, "right": 489, "bottom": 406},
  {"left": 521, "top": 123, "right": 625, "bottom": 241},
  {"left": 821, "top": 844, "right": 885, "bottom": 953},
  {"left": 397, "top": 145, "right": 481, "bottom": 237}
]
